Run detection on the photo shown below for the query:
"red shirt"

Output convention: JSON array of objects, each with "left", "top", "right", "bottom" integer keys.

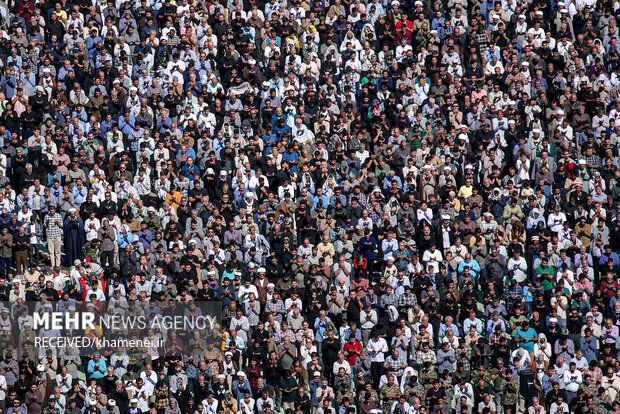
[{"left": 343, "top": 341, "right": 362, "bottom": 366}]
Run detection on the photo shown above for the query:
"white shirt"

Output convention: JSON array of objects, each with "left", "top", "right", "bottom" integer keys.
[
  {"left": 416, "top": 208, "right": 433, "bottom": 225},
  {"left": 0, "top": 374, "right": 6, "bottom": 402},
  {"left": 202, "top": 398, "right": 218, "bottom": 414},
  {"left": 284, "top": 298, "right": 303, "bottom": 318},
  {"left": 507, "top": 256, "right": 528, "bottom": 282},
  {"left": 85, "top": 288, "right": 106, "bottom": 302},
  {"left": 368, "top": 337, "right": 388, "bottom": 362},
  {"left": 238, "top": 284, "right": 259, "bottom": 303},
  {"left": 548, "top": 212, "right": 567, "bottom": 233},
  {"left": 84, "top": 217, "right": 101, "bottom": 241},
  {"left": 563, "top": 369, "right": 582, "bottom": 392},
  {"left": 550, "top": 401, "right": 569, "bottom": 414},
  {"left": 422, "top": 249, "right": 443, "bottom": 273},
  {"left": 332, "top": 359, "right": 351, "bottom": 376},
  {"left": 139, "top": 370, "right": 157, "bottom": 394}
]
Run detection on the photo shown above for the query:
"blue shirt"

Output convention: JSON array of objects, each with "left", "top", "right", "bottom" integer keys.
[
  {"left": 87, "top": 358, "right": 107, "bottom": 379},
  {"left": 515, "top": 327, "right": 537, "bottom": 353},
  {"left": 359, "top": 236, "right": 376, "bottom": 260}
]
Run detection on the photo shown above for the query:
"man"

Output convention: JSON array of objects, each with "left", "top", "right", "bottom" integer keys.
[
  {"left": 25, "top": 383, "right": 43, "bottom": 414},
  {"left": 13, "top": 226, "right": 29, "bottom": 274},
  {"left": 549, "top": 395, "right": 569, "bottom": 414},
  {"left": 563, "top": 362, "right": 582, "bottom": 404},
  {"left": 514, "top": 320, "right": 537, "bottom": 356},
  {"left": 384, "top": 350, "right": 407, "bottom": 380},
  {"left": 43, "top": 205, "right": 63, "bottom": 268},
  {"left": 87, "top": 353, "right": 106, "bottom": 380},
  {"left": 380, "top": 374, "right": 401, "bottom": 411},
  {"left": 278, "top": 370, "right": 297, "bottom": 411},
  {"left": 63, "top": 208, "right": 85, "bottom": 266},
  {"left": 425, "top": 380, "right": 446, "bottom": 412}
]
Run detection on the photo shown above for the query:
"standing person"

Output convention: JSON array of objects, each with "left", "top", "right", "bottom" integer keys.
[
  {"left": 0, "top": 226, "right": 12, "bottom": 278},
  {"left": 63, "top": 208, "right": 85, "bottom": 266},
  {"left": 27, "top": 217, "right": 42, "bottom": 268},
  {"left": 25, "top": 383, "right": 43, "bottom": 414},
  {"left": 43, "top": 205, "right": 63, "bottom": 268},
  {"left": 279, "top": 370, "right": 298, "bottom": 412},
  {"left": 12, "top": 226, "right": 29, "bottom": 275},
  {"left": 358, "top": 229, "right": 376, "bottom": 275},
  {"left": 97, "top": 218, "right": 117, "bottom": 269},
  {"left": 367, "top": 331, "right": 388, "bottom": 385}
]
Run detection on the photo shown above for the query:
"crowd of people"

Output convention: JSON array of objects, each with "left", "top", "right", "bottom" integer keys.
[{"left": 0, "top": 0, "right": 617, "bottom": 412}]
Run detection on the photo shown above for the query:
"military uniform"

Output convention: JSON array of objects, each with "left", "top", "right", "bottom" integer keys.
[
  {"left": 503, "top": 376, "right": 519, "bottom": 409},
  {"left": 471, "top": 369, "right": 492, "bottom": 386},
  {"left": 580, "top": 381, "right": 598, "bottom": 398},
  {"left": 83, "top": 240, "right": 101, "bottom": 262},
  {"left": 336, "top": 387, "right": 355, "bottom": 407},
  {"left": 440, "top": 376, "right": 454, "bottom": 408},
  {"left": 418, "top": 368, "right": 438, "bottom": 396},
  {"left": 380, "top": 382, "right": 401, "bottom": 411}
]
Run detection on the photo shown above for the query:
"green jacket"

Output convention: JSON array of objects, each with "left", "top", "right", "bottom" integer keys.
[{"left": 0, "top": 233, "right": 12, "bottom": 258}]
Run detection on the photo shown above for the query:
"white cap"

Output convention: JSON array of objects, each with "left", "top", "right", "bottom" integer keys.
[
  {"left": 89, "top": 400, "right": 97, "bottom": 406},
  {"left": 37, "top": 364, "right": 45, "bottom": 371},
  {"left": 257, "top": 267, "right": 266, "bottom": 273},
  {"left": 536, "top": 10, "right": 543, "bottom": 15},
  {"left": 108, "top": 400, "right": 116, "bottom": 407},
  {"left": 441, "top": 215, "right": 451, "bottom": 220},
  {"left": 522, "top": 61, "right": 530, "bottom": 66},
  {"left": 237, "top": 371, "right": 246, "bottom": 377}
]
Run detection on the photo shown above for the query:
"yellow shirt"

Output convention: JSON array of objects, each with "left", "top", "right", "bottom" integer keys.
[
  {"left": 53, "top": 10, "right": 68, "bottom": 24},
  {"left": 458, "top": 184, "right": 473, "bottom": 199}
]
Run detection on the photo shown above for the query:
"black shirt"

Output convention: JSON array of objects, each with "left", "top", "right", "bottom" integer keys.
[{"left": 13, "top": 232, "right": 29, "bottom": 251}]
